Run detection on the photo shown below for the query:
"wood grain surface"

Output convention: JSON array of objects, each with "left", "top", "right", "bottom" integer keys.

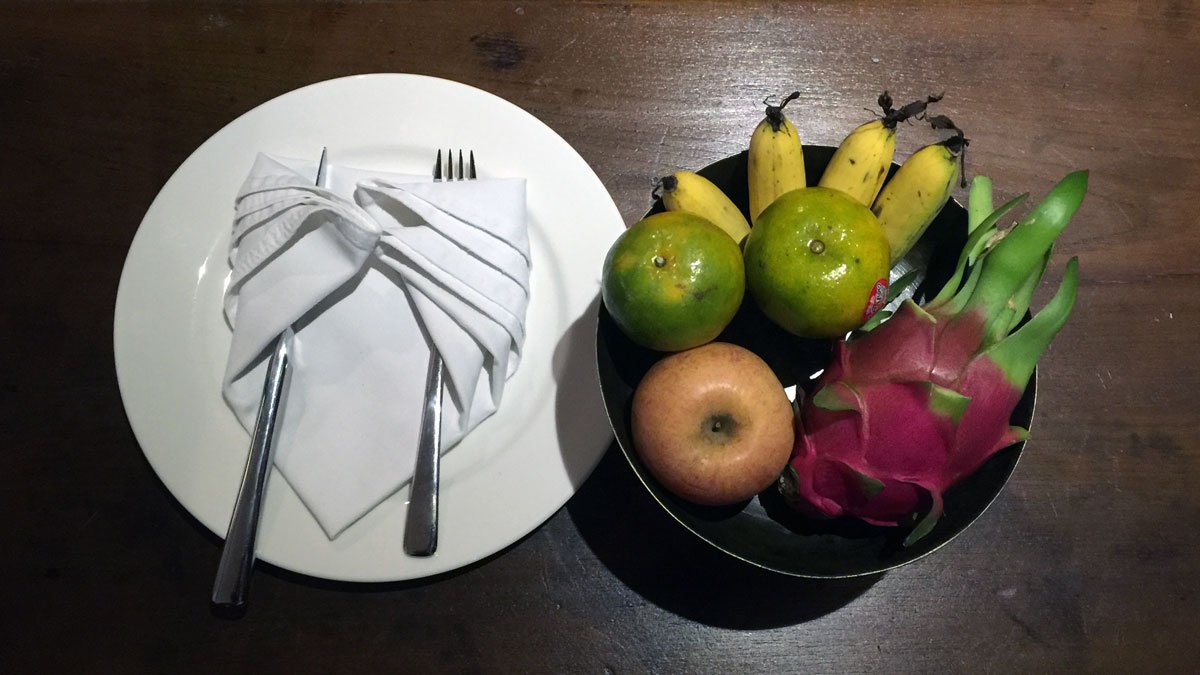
[{"left": 3, "top": 1, "right": 1198, "bottom": 672}]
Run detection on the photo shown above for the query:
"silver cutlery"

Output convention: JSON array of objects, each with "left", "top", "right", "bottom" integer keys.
[
  {"left": 212, "top": 148, "right": 328, "bottom": 608},
  {"left": 404, "top": 148, "right": 475, "bottom": 557}
]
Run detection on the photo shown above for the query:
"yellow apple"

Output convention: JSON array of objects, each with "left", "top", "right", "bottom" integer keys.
[{"left": 631, "top": 342, "right": 794, "bottom": 506}]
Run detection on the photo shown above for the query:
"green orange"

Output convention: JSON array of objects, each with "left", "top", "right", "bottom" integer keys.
[
  {"left": 602, "top": 211, "right": 745, "bottom": 352},
  {"left": 743, "top": 187, "right": 890, "bottom": 338}
]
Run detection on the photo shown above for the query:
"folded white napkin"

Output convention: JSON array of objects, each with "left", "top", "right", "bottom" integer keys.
[{"left": 222, "top": 154, "right": 530, "bottom": 538}]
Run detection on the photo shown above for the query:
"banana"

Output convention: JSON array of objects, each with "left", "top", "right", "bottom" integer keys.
[
  {"left": 748, "top": 92, "right": 806, "bottom": 223},
  {"left": 871, "top": 134, "right": 965, "bottom": 262},
  {"left": 819, "top": 92, "right": 943, "bottom": 206},
  {"left": 818, "top": 118, "right": 896, "bottom": 206},
  {"left": 660, "top": 171, "right": 751, "bottom": 244}
]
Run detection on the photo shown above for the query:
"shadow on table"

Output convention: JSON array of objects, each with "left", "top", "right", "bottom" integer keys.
[{"left": 566, "top": 446, "right": 881, "bottom": 629}]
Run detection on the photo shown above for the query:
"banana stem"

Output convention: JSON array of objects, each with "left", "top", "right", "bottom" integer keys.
[
  {"left": 764, "top": 91, "right": 801, "bottom": 132},
  {"left": 881, "top": 92, "right": 944, "bottom": 129},
  {"left": 929, "top": 115, "right": 970, "bottom": 187}
]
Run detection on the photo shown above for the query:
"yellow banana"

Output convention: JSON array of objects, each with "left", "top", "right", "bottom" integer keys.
[
  {"left": 748, "top": 92, "right": 806, "bottom": 223},
  {"left": 819, "top": 92, "right": 943, "bottom": 206},
  {"left": 871, "top": 135, "right": 965, "bottom": 262},
  {"left": 818, "top": 119, "right": 896, "bottom": 206},
  {"left": 660, "top": 171, "right": 751, "bottom": 244}
]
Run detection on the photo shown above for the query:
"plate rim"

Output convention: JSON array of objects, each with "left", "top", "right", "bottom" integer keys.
[{"left": 114, "top": 72, "right": 624, "bottom": 582}]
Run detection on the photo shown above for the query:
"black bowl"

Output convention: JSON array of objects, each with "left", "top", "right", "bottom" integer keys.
[{"left": 595, "top": 146, "right": 1034, "bottom": 578}]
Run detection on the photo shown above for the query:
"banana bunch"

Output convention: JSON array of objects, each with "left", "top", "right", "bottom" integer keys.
[
  {"left": 747, "top": 92, "right": 807, "bottom": 223},
  {"left": 659, "top": 171, "right": 751, "bottom": 244},
  {"left": 871, "top": 116, "right": 968, "bottom": 261},
  {"left": 654, "top": 90, "right": 967, "bottom": 265},
  {"left": 818, "top": 92, "right": 942, "bottom": 206}
]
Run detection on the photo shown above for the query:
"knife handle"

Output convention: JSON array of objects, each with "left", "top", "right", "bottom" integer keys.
[
  {"left": 212, "top": 329, "right": 293, "bottom": 608},
  {"left": 404, "top": 351, "right": 443, "bottom": 556}
]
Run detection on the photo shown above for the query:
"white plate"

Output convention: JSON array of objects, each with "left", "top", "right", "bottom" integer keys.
[{"left": 114, "top": 74, "right": 624, "bottom": 582}]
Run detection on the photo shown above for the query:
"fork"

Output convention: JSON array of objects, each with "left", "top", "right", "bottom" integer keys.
[{"left": 404, "top": 149, "right": 476, "bottom": 557}]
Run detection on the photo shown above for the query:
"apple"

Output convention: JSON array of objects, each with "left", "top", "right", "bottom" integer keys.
[{"left": 631, "top": 342, "right": 794, "bottom": 506}]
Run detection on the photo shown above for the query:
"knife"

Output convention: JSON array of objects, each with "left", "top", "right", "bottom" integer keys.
[{"left": 211, "top": 148, "right": 327, "bottom": 609}]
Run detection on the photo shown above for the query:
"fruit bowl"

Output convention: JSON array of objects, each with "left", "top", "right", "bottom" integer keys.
[{"left": 595, "top": 145, "right": 1034, "bottom": 578}]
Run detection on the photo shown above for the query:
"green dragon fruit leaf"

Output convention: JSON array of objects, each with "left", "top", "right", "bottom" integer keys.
[
  {"left": 927, "top": 192, "right": 1029, "bottom": 312},
  {"left": 812, "top": 383, "right": 860, "bottom": 412},
  {"left": 962, "top": 171, "right": 1087, "bottom": 327},
  {"left": 925, "top": 224, "right": 993, "bottom": 312},
  {"left": 982, "top": 243, "right": 1055, "bottom": 346},
  {"left": 904, "top": 498, "right": 944, "bottom": 547},
  {"left": 858, "top": 309, "right": 893, "bottom": 333},
  {"left": 939, "top": 240, "right": 990, "bottom": 316},
  {"left": 985, "top": 257, "right": 1079, "bottom": 390},
  {"left": 967, "top": 176, "right": 994, "bottom": 233},
  {"left": 971, "top": 193, "right": 1030, "bottom": 263},
  {"left": 1008, "top": 425, "right": 1030, "bottom": 443},
  {"left": 1004, "top": 244, "right": 1055, "bottom": 335},
  {"left": 925, "top": 382, "right": 971, "bottom": 424},
  {"left": 856, "top": 268, "right": 923, "bottom": 335},
  {"left": 859, "top": 296, "right": 935, "bottom": 336},
  {"left": 888, "top": 268, "right": 924, "bottom": 303},
  {"left": 854, "top": 470, "right": 886, "bottom": 499}
]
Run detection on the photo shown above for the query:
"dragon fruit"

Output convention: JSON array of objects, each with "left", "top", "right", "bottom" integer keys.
[{"left": 782, "top": 171, "right": 1087, "bottom": 545}]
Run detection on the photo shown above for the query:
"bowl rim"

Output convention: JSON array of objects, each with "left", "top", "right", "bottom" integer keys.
[{"left": 595, "top": 146, "right": 1034, "bottom": 578}]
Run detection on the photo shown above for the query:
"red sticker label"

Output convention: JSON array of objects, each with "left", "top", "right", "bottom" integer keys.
[{"left": 863, "top": 278, "right": 889, "bottom": 320}]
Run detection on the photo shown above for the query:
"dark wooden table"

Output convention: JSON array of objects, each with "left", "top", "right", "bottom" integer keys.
[{"left": 4, "top": 2, "right": 1198, "bottom": 672}]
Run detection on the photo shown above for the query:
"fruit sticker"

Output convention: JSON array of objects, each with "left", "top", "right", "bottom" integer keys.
[{"left": 863, "top": 278, "right": 889, "bottom": 320}]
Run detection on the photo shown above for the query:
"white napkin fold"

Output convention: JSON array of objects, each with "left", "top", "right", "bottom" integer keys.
[{"left": 222, "top": 154, "right": 530, "bottom": 538}]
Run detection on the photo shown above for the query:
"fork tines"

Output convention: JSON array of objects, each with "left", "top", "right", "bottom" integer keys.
[{"left": 433, "top": 149, "right": 477, "bottom": 182}]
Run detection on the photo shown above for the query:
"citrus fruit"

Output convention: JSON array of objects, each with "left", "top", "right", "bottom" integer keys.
[
  {"left": 743, "top": 187, "right": 890, "bottom": 338},
  {"left": 602, "top": 211, "right": 745, "bottom": 352}
]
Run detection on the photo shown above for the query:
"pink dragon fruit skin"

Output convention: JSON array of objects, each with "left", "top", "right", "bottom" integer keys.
[
  {"left": 782, "top": 171, "right": 1087, "bottom": 545},
  {"left": 788, "top": 304, "right": 1030, "bottom": 532}
]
